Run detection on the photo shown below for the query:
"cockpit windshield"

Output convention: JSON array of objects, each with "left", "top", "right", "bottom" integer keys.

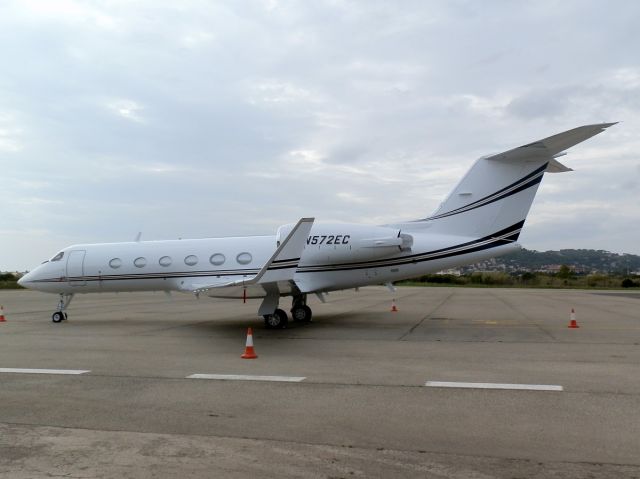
[{"left": 51, "top": 252, "right": 64, "bottom": 262}]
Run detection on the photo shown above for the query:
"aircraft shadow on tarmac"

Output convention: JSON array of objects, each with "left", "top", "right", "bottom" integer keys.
[{"left": 50, "top": 309, "right": 406, "bottom": 338}]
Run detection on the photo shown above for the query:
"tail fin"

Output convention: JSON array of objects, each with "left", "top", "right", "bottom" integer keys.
[{"left": 411, "top": 123, "right": 615, "bottom": 239}]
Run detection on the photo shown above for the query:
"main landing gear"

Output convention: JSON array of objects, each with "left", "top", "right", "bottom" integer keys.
[
  {"left": 291, "top": 294, "right": 312, "bottom": 323},
  {"left": 264, "top": 308, "right": 288, "bottom": 329},
  {"left": 52, "top": 293, "right": 74, "bottom": 323},
  {"left": 262, "top": 294, "right": 313, "bottom": 329}
]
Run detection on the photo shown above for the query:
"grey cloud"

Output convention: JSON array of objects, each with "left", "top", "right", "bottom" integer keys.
[
  {"left": 507, "top": 83, "right": 640, "bottom": 121},
  {"left": 507, "top": 87, "right": 576, "bottom": 119},
  {"left": 2, "top": 1, "right": 640, "bottom": 269}
]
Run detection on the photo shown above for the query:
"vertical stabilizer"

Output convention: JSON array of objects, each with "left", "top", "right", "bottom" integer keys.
[{"left": 409, "top": 123, "right": 615, "bottom": 239}]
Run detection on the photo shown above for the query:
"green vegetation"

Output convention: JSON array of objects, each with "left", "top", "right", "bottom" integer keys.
[
  {"left": 398, "top": 270, "right": 640, "bottom": 290},
  {"left": 398, "top": 248, "right": 640, "bottom": 289},
  {"left": 622, "top": 278, "right": 640, "bottom": 288},
  {"left": 0, "top": 273, "right": 24, "bottom": 290},
  {"left": 499, "top": 248, "right": 640, "bottom": 274}
]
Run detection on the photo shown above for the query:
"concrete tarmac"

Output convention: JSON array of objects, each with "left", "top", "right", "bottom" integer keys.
[{"left": 0, "top": 287, "right": 639, "bottom": 478}]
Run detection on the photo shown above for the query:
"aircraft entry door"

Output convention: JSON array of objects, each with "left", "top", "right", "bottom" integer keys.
[{"left": 66, "top": 250, "right": 87, "bottom": 286}]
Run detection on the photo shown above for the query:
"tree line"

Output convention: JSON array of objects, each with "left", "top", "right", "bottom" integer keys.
[{"left": 400, "top": 269, "right": 640, "bottom": 289}]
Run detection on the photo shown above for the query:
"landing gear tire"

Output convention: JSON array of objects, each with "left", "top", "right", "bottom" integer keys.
[
  {"left": 291, "top": 305, "right": 312, "bottom": 323},
  {"left": 264, "top": 308, "right": 289, "bottom": 329},
  {"left": 52, "top": 293, "right": 73, "bottom": 323}
]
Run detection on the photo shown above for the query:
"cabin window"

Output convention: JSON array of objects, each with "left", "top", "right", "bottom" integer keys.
[
  {"left": 184, "top": 255, "right": 198, "bottom": 266},
  {"left": 159, "top": 256, "right": 172, "bottom": 267},
  {"left": 236, "top": 252, "right": 252, "bottom": 265},
  {"left": 51, "top": 252, "right": 64, "bottom": 262},
  {"left": 109, "top": 258, "right": 122, "bottom": 269},
  {"left": 134, "top": 257, "right": 147, "bottom": 268},
  {"left": 210, "top": 253, "right": 225, "bottom": 266}
]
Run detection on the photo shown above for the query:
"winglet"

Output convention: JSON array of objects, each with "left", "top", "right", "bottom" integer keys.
[
  {"left": 254, "top": 217, "right": 314, "bottom": 284},
  {"left": 191, "top": 217, "right": 314, "bottom": 295}
]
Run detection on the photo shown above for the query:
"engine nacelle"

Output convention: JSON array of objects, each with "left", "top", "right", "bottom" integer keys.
[{"left": 276, "top": 223, "right": 413, "bottom": 265}]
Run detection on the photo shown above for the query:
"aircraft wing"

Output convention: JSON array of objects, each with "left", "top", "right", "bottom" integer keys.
[
  {"left": 182, "top": 217, "right": 314, "bottom": 296},
  {"left": 485, "top": 123, "right": 616, "bottom": 171}
]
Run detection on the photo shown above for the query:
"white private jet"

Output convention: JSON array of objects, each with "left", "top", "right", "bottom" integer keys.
[{"left": 19, "top": 123, "right": 615, "bottom": 328}]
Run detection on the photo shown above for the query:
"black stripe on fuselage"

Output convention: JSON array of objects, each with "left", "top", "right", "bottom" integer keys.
[
  {"left": 30, "top": 268, "right": 260, "bottom": 284},
  {"left": 272, "top": 257, "right": 300, "bottom": 264},
  {"left": 295, "top": 220, "right": 524, "bottom": 273},
  {"left": 33, "top": 263, "right": 302, "bottom": 284},
  {"left": 265, "top": 263, "right": 299, "bottom": 271},
  {"left": 419, "top": 163, "right": 548, "bottom": 221},
  {"left": 30, "top": 222, "right": 524, "bottom": 284},
  {"left": 34, "top": 261, "right": 302, "bottom": 284}
]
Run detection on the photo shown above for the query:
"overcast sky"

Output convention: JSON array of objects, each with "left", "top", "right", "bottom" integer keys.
[{"left": 1, "top": 0, "right": 639, "bottom": 271}]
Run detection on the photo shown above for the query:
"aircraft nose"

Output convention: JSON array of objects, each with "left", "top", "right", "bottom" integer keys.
[{"left": 18, "top": 272, "right": 30, "bottom": 287}]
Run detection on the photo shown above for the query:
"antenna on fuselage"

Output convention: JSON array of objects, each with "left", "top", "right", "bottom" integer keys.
[{"left": 134, "top": 232, "right": 142, "bottom": 242}]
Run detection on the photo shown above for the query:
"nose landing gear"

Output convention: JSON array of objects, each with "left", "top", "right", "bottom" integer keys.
[
  {"left": 52, "top": 293, "right": 74, "bottom": 323},
  {"left": 51, "top": 311, "right": 67, "bottom": 323}
]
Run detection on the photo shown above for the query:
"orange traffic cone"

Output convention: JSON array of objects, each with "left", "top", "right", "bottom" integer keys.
[
  {"left": 568, "top": 308, "right": 579, "bottom": 328},
  {"left": 241, "top": 327, "right": 258, "bottom": 359},
  {"left": 391, "top": 299, "right": 398, "bottom": 312},
  {"left": 0, "top": 305, "right": 5, "bottom": 322}
]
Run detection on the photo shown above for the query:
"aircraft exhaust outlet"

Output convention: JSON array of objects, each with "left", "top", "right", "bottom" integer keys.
[
  {"left": 0, "top": 305, "right": 5, "bottom": 322},
  {"left": 568, "top": 308, "right": 579, "bottom": 329},
  {"left": 241, "top": 328, "right": 258, "bottom": 359}
]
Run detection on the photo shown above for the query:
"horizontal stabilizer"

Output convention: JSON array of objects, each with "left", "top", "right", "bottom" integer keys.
[{"left": 486, "top": 123, "right": 616, "bottom": 163}]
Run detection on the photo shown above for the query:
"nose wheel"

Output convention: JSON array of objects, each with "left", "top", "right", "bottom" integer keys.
[
  {"left": 52, "top": 311, "right": 68, "bottom": 323},
  {"left": 52, "top": 293, "right": 74, "bottom": 323}
]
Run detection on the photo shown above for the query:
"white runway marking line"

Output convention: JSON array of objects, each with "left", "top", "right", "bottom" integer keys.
[
  {"left": 0, "top": 368, "right": 91, "bottom": 375},
  {"left": 425, "top": 381, "right": 563, "bottom": 391},
  {"left": 187, "top": 374, "right": 306, "bottom": 383}
]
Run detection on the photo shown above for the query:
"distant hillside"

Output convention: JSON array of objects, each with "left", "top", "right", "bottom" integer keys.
[{"left": 464, "top": 249, "right": 640, "bottom": 274}]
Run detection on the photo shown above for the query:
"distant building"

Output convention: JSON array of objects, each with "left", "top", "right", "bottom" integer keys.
[
  {"left": 536, "top": 264, "right": 563, "bottom": 273},
  {"left": 437, "top": 269, "right": 462, "bottom": 276}
]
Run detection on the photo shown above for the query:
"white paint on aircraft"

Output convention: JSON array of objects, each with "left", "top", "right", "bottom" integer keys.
[{"left": 18, "top": 124, "right": 616, "bottom": 329}]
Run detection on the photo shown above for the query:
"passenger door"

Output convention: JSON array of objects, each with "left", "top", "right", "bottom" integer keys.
[{"left": 66, "top": 250, "right": 87, "bottom": 287}]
